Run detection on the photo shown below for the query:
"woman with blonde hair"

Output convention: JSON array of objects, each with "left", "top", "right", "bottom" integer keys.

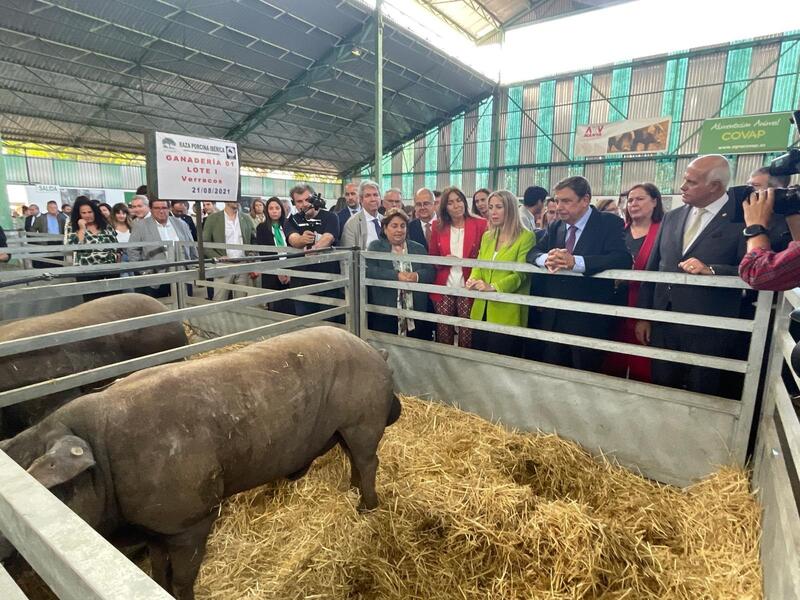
[{"left": 466, "top": 190, "right": 535, "bottom": 357}]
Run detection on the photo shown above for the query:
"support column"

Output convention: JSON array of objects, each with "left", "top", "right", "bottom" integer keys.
[
  {"left": 0, "top": 137, "right": 11, "bottom": 230},
  {"left": 374, "top": 0, "right": 384, "bottom": 182},
  {"left": 488, "top": 86, "right": 502, "bottom": 191}
]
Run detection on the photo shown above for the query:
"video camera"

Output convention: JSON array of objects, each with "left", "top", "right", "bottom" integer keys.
[
  {"left": 288, "top": 192, "right": 326, "bottom": 238},
  {"left": 731, "top": 110, "right": 800, "bottom": 222}
]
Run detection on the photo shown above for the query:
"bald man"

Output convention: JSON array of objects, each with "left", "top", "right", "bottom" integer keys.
[{"left": 635, "top": 155, "right": 747, "bottom": 398}]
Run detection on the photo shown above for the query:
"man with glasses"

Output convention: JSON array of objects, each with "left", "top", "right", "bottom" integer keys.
[
  {"left": 128, "top": 198, "right": 196, "bottom": 298},
  {"left": 408, "top": 188, "right": 437, "bottom": 251}
]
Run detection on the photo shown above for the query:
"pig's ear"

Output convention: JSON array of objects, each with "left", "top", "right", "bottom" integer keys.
[{"left": 26, "top": 435, "right": 95, "bottom": 489}]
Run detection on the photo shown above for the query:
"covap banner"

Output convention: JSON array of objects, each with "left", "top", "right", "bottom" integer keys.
[
  {"left": 151, "top": 132, "right": 240, "bottom": 202},
  {"left": 697, "top": 112, "right": 794, "bottom": 155},
  {"left": 574, "top": 116, "right": 671, "bottom": 158}
]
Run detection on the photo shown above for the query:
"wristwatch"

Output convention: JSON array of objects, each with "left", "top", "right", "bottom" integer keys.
[{"left": 742, "top": 224, "right": 769, "bottom": 238}]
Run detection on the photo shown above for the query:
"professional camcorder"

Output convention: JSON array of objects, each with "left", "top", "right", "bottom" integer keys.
[
  {"left": 288, "top": 192, "right": 326, "bottom": 237},
  {"left": 731, "top": 110, "right": 800, "bottom": 222}
]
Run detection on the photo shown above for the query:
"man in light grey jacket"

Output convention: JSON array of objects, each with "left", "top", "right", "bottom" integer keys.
[
  {"left": 128, "top": 198, "right": 197, "bottom": 297},
  {"left": 341, "top": 180, "right": 384, "bottom": 249}
]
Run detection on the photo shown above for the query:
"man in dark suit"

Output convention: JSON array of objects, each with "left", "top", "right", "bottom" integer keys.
[
  {"left": 31, "top": 201, "right": 67, "bottom": 269},
  {"left": 527, "top": 176, "right": 631, "bottom": 371},
  {"left": 407, "top": 187, "right": 437, "bottom": 251},
  {"left": 23, "top": 204, "right": 39, "bottom": 232},
  {"left": 336, "top": 182, "right": 360, "bottom": 240},
  {"left": 636, "top": 155, "right": 746, "bottom": 398},
  {"left": 170, "top": 200, "right": 198, "bottom": 240},
  {"left": 32, "top": 201, "right": 66, "bottom": 235}
]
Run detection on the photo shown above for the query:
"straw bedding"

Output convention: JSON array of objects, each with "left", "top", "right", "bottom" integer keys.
[
  {"left": 192, "top": 395, "right": 761, "bottom": 600},
  {"left": 10, "top": 334, "right": 762, "bottom": 598}
]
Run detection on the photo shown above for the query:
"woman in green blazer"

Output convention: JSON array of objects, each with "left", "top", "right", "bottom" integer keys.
[
  {"left": 466, "top": 190, "right": 535, "bottom": 357},
  {"left": 366, "top": 209, "right": 435, "bottom": 338}
]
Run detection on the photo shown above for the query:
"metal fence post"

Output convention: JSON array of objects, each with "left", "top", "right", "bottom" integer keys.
[
  {"left": 347, "top": 250, "right": 361, "bottom": 336},
  {"left": 359, "top": 250, "right": 368, "bottom": 338},
  {"left": 167, "top": 242, "right": 179, "bottom": 308},
  {"left": 730, "top": 289, "right": 774, "bottom": 464}
]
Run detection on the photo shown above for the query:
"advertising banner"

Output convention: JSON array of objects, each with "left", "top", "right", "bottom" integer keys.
[
  {"left": 575, "top": 116, "right": 671, "bottom": 157},
  {"left": 149, "top": 132, "right": 240, "bottom": 202},
  {"left": 697, "top": 112, "right": 794, "bottom": 155}
]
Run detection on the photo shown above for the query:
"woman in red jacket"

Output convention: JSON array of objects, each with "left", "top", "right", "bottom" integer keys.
[
  {"left": 604, "top": 182, "right": 664, "bottom": 382},
  {"left": 429, "top": 186, "right": 488, "bottom": 347}
]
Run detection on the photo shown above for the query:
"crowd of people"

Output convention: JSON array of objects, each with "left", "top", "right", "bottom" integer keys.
[{"left": 2, "top": 153, "right": 796, "bottom": 400}]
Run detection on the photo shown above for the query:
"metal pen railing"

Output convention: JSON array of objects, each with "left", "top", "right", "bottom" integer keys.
[{"left": 359, "top": 250, "right": 774, "bottom": 464}]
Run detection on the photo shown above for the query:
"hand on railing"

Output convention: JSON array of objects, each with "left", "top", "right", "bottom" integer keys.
[
  {"left": 465, "top": 278, "right": 495, "bottom": 292},
  {"left": 678, "top": 258, "right": 714, "bottom": 275},
  {"left": 543, "top": 249, "right": 575, "bottom": 273},
  {"left": 634, "top": 320, "right": 651, "bottom": 345}
]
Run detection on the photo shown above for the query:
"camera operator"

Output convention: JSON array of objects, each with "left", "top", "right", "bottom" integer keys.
[
  {"left": 285, "top": 184, "right": 337, "bottom": 251},
  {"left": 284, "top": 183, "right": 340, "bottom": 316},
  {"left": 739, "top": 187, "right": 800, "bottom": 290},
  {"left": 747, "top": 167, "right": 792, "bottom": 252}
]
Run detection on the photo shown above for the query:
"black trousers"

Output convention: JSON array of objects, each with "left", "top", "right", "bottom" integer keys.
[
  {"left": 536, "top": 308, "right": 613, "bottom": 372},
  {"left": 650, "top": 322, "right": 744, "bottom": 399}
]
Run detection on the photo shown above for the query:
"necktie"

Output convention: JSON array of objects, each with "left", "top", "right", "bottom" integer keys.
[
  {"left": 682, "top": 208, "right": 707, "bottom": 252},
  {"left": 424, "top": 222, "right": 431, "bottom": 245},
  {"left": 565, "top": 225, "right": 577, "bottom": 254},
  {"left": 372, "top": 218, "right": 381, "bottom": 239}
]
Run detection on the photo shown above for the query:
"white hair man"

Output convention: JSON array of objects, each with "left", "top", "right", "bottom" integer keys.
[
  {"left": 635, "top": 154, "right": 747, "bottom": 398},
  {"left": 341, "top": 180, "right": 383, "bottom": 249},
  {"left": 381, "top": 187, "right": 403, "bottom": 215},
  {"left": 130, "top": 195, "right": 151, "bottom": 219}
]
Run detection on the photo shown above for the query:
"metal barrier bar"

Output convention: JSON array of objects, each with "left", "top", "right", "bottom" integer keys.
[
  {"left": 360, "top": 250, "right": 751, "bottom": 288},
  {"left": 366, "top": 329, "right": 742, "bottom": 416},
  {"left": 365, "top": 303, "right": 747, "bottom": 373},
  {"left": 0, "top": 305, "right": 346, "bottom": 409},
  {"left": 0, "top": 452, "right": 172, "bottom": 600},
  {"left": 731, "top": 289, "right": 775, "bottom": 461},
  {"left": 2, "top": 252, "right": 349, "bottom": 302},
  {"left": 0, "top": 279, "right": 344, "bottom": 363},
  {"left": 363, "top": 277, "right": 753, "bottom": 332},
  {"left": 0, "top": 564, "right": 27, "bottom": 600}
]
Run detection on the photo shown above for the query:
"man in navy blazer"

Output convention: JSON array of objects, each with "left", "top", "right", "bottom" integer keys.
[
  {"left": 336, "top": 182, "right": 360, "bottom": 240},
  {"left": 636, "top": 155, "right": 746, "bottom": 398},
  {"left": 407, "top": 188, "right": 437, "bottom": 251},
  {"left": 527, "top": 176, "right": 631, "bottom": 371}
]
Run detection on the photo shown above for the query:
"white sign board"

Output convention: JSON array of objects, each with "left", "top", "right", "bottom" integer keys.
[
  {"left": 153, "top": 132, "right": 239, "bottom": 202},
  {"left": 575, "top": 116, "right": 671, "bottom": 158}
]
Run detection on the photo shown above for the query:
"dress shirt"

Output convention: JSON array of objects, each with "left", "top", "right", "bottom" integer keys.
[
  {"left": 682, "top": 193, "right": 728, "bottom": 252},
  {"left": 224, "top": 212, "right": 245, "bottom": 258},
  {"left": 534, "top": 206, "right": 592, "bottom": 273},
  {"left": 446, "top": 226, "right": 465, "bottom": 287},
  {"left": 365, "top": 211, "right": 381, "bottom": 246},
  {"left": 46, "top": 214, "right": 60, "bottom": 234},
  {"left": 155, "top": 219, "right": 179, "bottom": 242}
]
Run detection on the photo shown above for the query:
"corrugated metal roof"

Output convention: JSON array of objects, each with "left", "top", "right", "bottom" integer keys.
[{"left": 0, "top": 0, "right": 497, "bottom": 176}]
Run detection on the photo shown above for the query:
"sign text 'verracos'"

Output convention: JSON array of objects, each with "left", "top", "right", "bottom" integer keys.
[{"left": 151, "top": 132, "right": 240, "bottom": 202}]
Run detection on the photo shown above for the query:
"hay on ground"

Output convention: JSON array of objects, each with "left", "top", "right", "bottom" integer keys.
[{"left": 194, "top": 396, "right": 762, "bottom": 600}]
